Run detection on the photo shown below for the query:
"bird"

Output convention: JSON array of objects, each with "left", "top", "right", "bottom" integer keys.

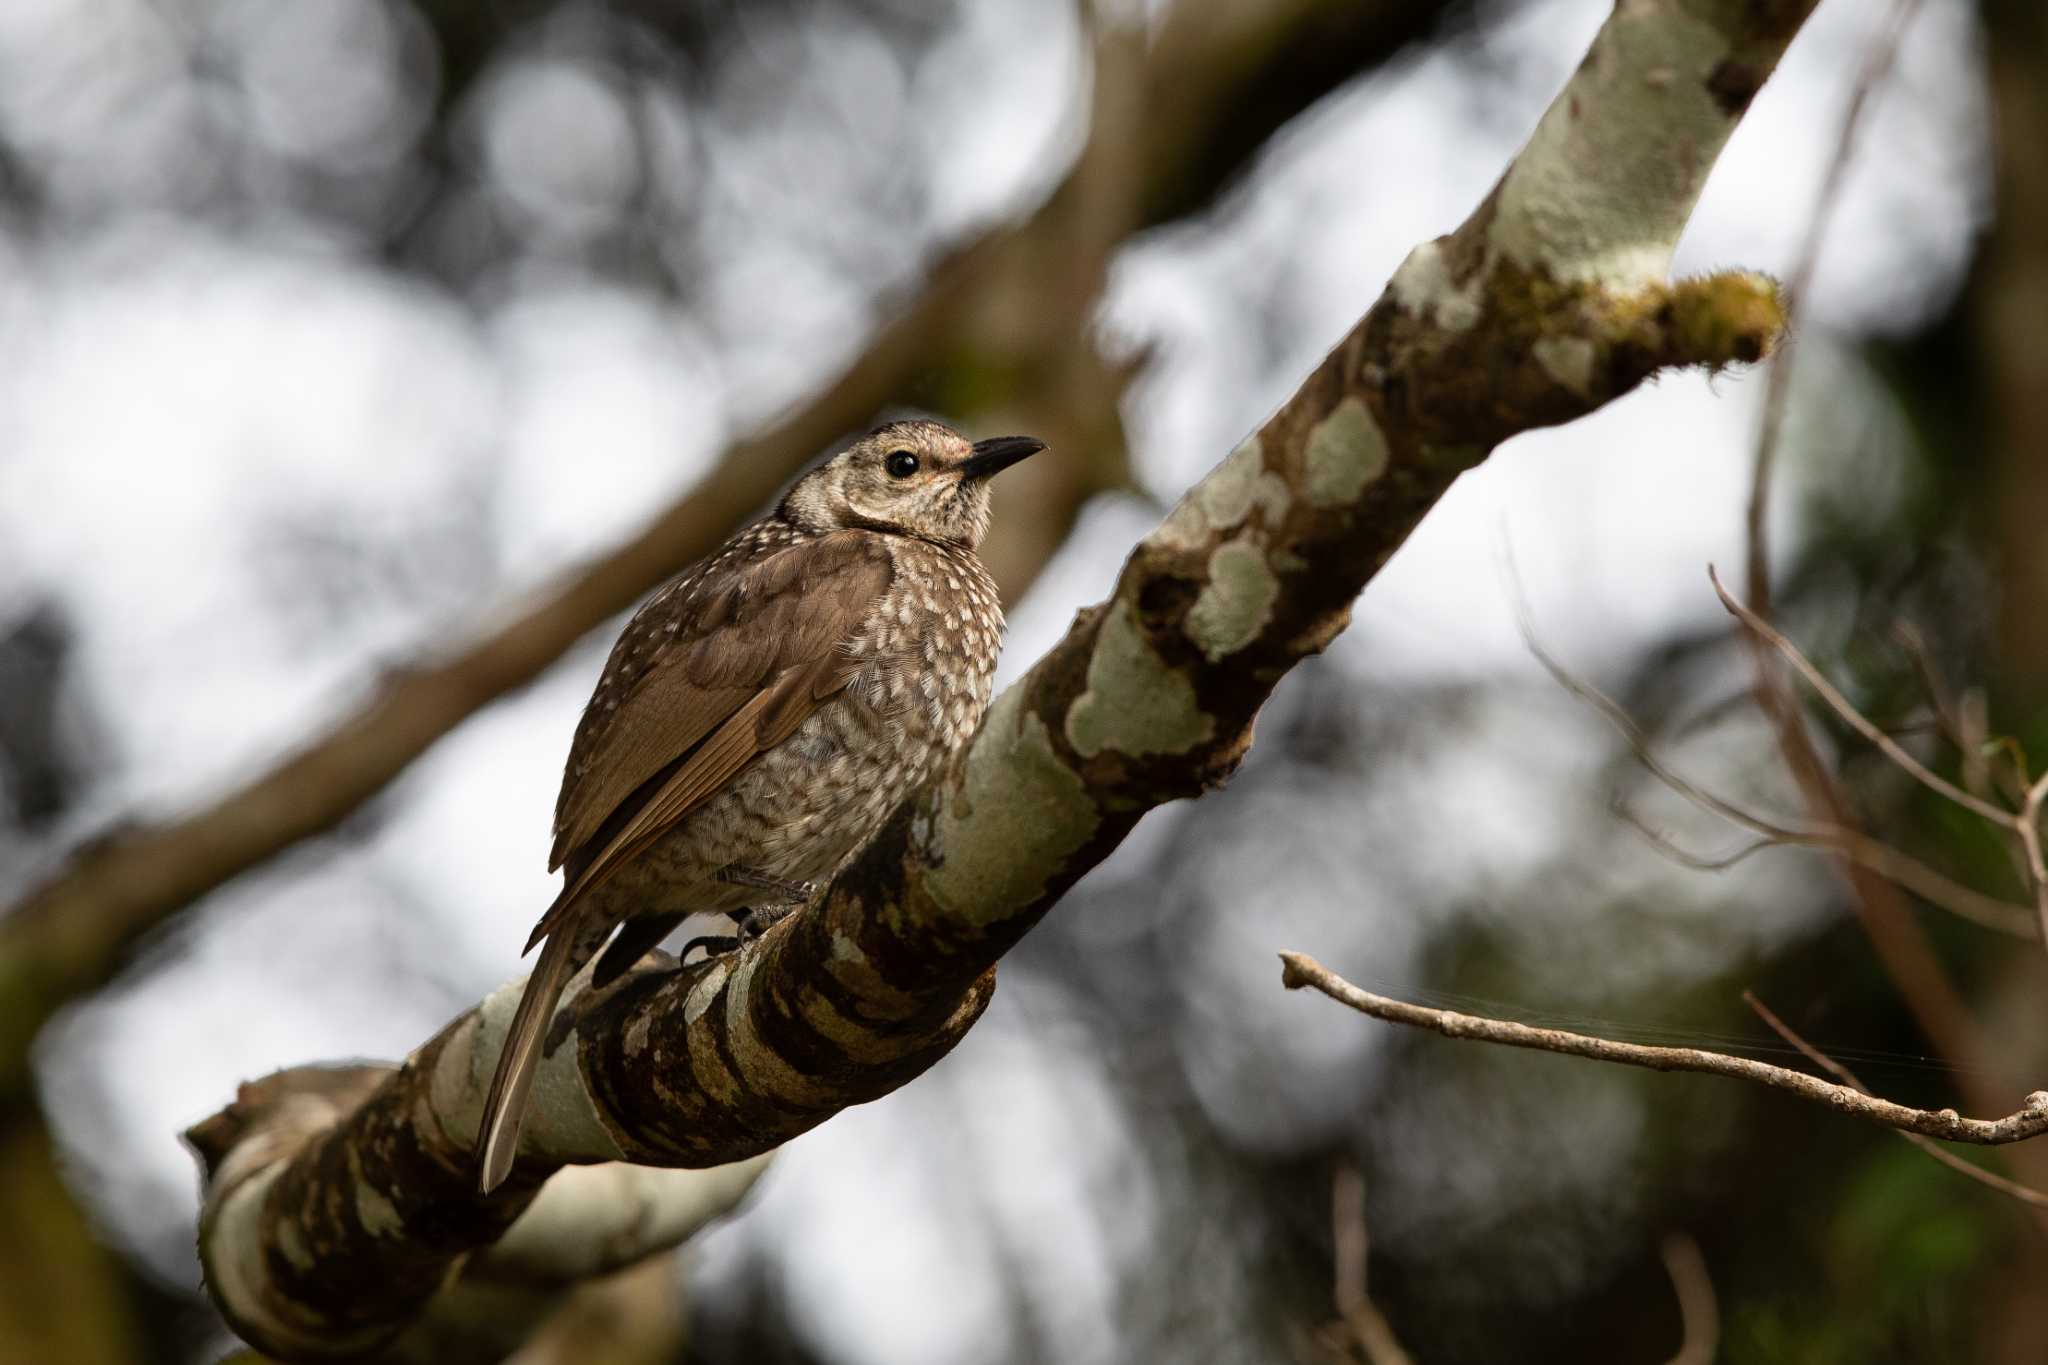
[{"left": 474, "top": 418, "right": 1045, "bottom": 1193}]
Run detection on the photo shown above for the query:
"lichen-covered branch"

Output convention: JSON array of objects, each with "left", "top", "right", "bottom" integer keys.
[
  {"left": 186, "top": 1063, "right": 772, "bottom": 1363},
  {"left": 192, "top": 2, "right": 1813, "bottom": 1356}
]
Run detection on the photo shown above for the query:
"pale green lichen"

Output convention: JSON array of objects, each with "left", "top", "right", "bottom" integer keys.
[
  {"left": 1388, "top": 240, "right": 1483, "bottom": 332},
  {"left": 724, "top": 963, "right": 836, "bottom": 1107},
  {"left": 1488, "top": 2, "right": 1740, "bottom": 287},
  {"left": 1065, "top": 600, "right": 1215, "bottom": 759},
  {"left": 1195, "top": 436, "right": 1289, "bottom": 530},
  {"left": 926, "top": 685, "right": 1100, "bottom": 926},
  {"left": 1303, "top": 397, "right": 1389, "bottom": 508},
  {"left": 355, "top": 1181, "right": 404, "bottom": 1240},
  {"left": 1248, "top": 471, "right": 1291, "bottom": 526},
  {"left": 1186, "top": 538, "right": 1279, "bottom": 661},
  {"left": 1153, "top": 437, "right": 1293, "bottom": 555},
  {"left": 1151, "top": 489, "right": 1211, "bottom": 550},
  {"left": 1195, "top": 437, "right": 1262, "bottom": 527},
  {"left": 1531, "top": 334, "right": 1598, "bottom": 399},
  {"left": 527, "top": 1017, "right": 630, "bottom": 1163},
  {"left": 683, "top": 959, "right": 729, "bottom": 1025},
  {"left": 828, "top": 930, "right": 869, "bottom": 967}
]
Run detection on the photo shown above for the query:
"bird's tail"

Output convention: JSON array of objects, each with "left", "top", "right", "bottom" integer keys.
[{"left": 475, "top": 922, "right": 584, "bottom": 1194}]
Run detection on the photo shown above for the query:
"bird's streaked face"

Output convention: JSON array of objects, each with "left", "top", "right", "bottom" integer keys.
[{"left": 782, "top": 420, "right": 1045, "bottom": 549}]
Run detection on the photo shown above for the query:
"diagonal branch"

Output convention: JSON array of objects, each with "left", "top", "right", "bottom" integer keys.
[
  {"left": 188, "top": 4, "right": 1814, "bottom": 1357},
  {"left": 1281, "top": 954, "right": 2048, "bottom": 1146}
]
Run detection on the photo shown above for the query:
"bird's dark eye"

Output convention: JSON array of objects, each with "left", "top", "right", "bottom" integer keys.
[{"left": 885, "top": 449, "right": 919, "bottom": 478}]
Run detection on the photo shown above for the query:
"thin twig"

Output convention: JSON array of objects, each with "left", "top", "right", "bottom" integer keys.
[
  {"left": 1659, "top": 1233, "right": 1719, "bottom": 1365},
  {"left": 1744, "top": 0, "right": 1923, "bottom": 612},
  {"left": 2017, "top": 770, "right": 2048, "bottom": 949},
  {"left": 1613, "top": 799, "right": 2038, "bottom": 939},
  {"left": 1892, "top": 622, "right": 1964, "bottom": 751},
  {"left": 1279, "top": 953, "right": 2048, "bottom": 1145},
  {"left": 1329, "top": 1164, "right": 1414, "bottom": 1365},
  {"left": 1514, "top": 588, "right": 1800, "bottom": 837},
  {"left": 1519, "top": 587, "right": 2038, "bottom": 939},
  {"left": 1744, "top": 992, "right": 2048, "bottom": 1209},
  {"left": 1711, "top": 567, "right": 2016, "bottom": 828}
]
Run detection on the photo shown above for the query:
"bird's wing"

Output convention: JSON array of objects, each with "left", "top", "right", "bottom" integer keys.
[{"left": 533, "top": 529, "right": 892, "bottom": 937}]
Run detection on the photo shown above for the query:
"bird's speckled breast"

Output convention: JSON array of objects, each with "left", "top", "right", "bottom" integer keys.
[{"left": 594, "top": 535, "right": 1003, "bottom": 919}]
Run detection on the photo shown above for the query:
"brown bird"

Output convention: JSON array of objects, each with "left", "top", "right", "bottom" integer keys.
[{"left": 475, "top": 419, "right": 1044, "bottom": 1193}]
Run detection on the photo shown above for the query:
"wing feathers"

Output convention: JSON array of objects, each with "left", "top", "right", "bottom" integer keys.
[
  {"left": 549, "top": 530, "right": 891, "bottom": 869},
  {"left": 532, "top": 532, "right": 890, "bottom": 944}
]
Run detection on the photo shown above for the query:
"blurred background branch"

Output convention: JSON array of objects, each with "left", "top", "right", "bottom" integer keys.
[{"left": 1281, "top": 953, "right": 2048, "bottom": 1145}]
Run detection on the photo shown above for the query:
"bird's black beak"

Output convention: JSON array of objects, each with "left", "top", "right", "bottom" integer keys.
[{"left": 961, "top": 435, "right": 1046, "bottom": 480}]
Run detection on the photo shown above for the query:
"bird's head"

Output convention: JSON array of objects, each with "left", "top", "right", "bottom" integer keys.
[{"left": 781, "top": 420, "right": 1045, "bottom": 549}]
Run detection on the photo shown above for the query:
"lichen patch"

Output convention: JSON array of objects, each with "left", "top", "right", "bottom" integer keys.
[
  {"left": 1389, "top": 240, "right": 1483, "bottom": 332},
  {"left": 1186, "top": 538, "right": 1279, "bottom": 661},
  {"left": 925, "top": 685, "right": 1100, "bottom": 927},
  {"left": 1303, "top": 398, "right": 1389, "bottom": 508},
  {"left": 1065, "top": 601, "right": 1215, "bottom": 759},
  {"left": 1151, "top": 489, "right": 1212, "bottom": 550},
  {"left": 1488, "top": 2, "right": 1734, "bottom": 287},
  {"left": 1532, "top": 334, "right": 1598, "bottom": 399},
  {"left": 355, "top": 1181, "right": 404, "bottom": 1240},
  {"left": 1196, "top": 437, "right": 1269, "bottom": 529}
]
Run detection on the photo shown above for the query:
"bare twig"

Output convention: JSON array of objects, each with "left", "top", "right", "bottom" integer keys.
[
  {"left": 1712, "top": 568, "right": 2015, "bottom": 828},
  {"left": 1519, "top": 594, "right": 2039, "bottom": 939},
  {"left": 2015, "top": 770, "right": 2048, "bottom": 957},
  {"left": 1892, "top": 622, "right": 1965, "bottom": 751},
  {"left": 1744, "top": 0, "right": 1923, "bottom": 613},
  {"left": 1659, "top": 1233, "right": 1719, "bottom": 1365},
  {"left": 1744, "top": 991, "right": 2048, "bottom": 1209},
  {"left": 1715, "top": 567, "right": 2048, "bottom": 957},
  {"left": 1613, "top": 799, "right": 2038, "bottom": 939},
  {"left": 1280, "top": 953, "right": 2048, "bottom": 1146},
  {"left": 1329, "top": 1163, "right": 1414, "bottom": 1365}
]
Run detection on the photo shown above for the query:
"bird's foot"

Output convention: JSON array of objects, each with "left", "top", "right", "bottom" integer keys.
[
  {"left": 680, "top": 933, "right": 741, "bottom": 963},
  {"left": 678, "top": 901, "right": 804, "bottom": 963},
  {"left": 736, "top": 902, "right": 801, "bottom": 941}
]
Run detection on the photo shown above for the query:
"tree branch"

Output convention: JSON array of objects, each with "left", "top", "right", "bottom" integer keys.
[
  {"left": 1742, "top": 991, "right": 2048, "bottom": 1210},
  {"left": 1281, "top": 953, "right": 2048, "bottom": 1146},
  {"left": 185, "top": 1060, "right": 773, "bottom": 1363},
  {"left": 190, "top": 3, "right": 1812, "bottom": 1356},
  {"left": 1659, "top": 1233, "right": 1719, "bottom": 1365}
]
